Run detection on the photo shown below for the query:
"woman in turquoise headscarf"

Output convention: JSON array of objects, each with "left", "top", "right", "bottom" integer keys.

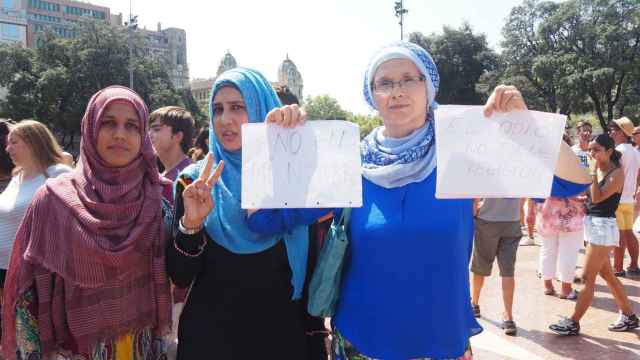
[{"left": 166, "top": 68, "right": 321, "bottom": 359}]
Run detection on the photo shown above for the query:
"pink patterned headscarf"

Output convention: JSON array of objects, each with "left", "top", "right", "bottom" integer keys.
[{"left": 2, "top": 86, "right": 171, "bottom": 358}]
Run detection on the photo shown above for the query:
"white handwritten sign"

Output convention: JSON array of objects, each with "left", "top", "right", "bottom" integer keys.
[
  {"left": 241, "top": 121, "right": 362, "bottom": 208},
  {"left": 435, "top": 105, "right": 566, "bottom": 198}
]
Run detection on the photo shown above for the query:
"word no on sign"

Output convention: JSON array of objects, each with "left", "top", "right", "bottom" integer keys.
[{"left": 241, "top": 121, "right": 362, "bottom": 208}]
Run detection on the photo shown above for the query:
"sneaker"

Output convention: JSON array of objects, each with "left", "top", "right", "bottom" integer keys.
[
  {"left": 549, "top": 317, "right": 580, "bottom": 336},
  {"left": 471, "top": 304, "right": 481, "bottom": 318},
  {"left": 625, "top": 267, "right": 640, "bottom": 276},
  {"left": 608, "top": 313, "right": 639, "bottom": 332},
  {"left": 614, "top": 270, "right": 626, "bottom": 277},
  {"left": 520, "top": 237, "right": 535, "bottom": 246},
  {"left": 502, "top": 320, "right": 517, "bottom": 336}
]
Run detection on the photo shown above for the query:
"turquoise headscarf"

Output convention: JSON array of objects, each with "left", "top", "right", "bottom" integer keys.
[{"left": 180, "top": 68, "right": 309, "bottom": 299}]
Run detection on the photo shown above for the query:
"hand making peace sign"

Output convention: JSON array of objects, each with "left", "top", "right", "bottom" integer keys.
[{"left": 181, "top": 153, "right": 225, "bottom": 229}]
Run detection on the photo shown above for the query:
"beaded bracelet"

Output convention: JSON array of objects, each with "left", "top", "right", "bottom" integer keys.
[{"left": 173, "top": 234, "right": 206, "bottom": 258}]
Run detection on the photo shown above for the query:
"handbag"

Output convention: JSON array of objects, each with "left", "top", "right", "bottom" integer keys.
[{"left": 307, "top": 208, "right": 352, "bottom": 317}]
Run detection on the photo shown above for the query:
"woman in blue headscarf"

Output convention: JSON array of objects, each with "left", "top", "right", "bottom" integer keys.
[
  {"left": 248, "top": 41, "right": 590, "bottom": 359},
  {"left": 166, "top": 68, "right": 320, "bottom": 359}
]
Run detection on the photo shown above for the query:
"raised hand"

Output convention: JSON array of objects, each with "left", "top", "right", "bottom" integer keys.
[
  {"left": 266, "top": 104, "right": 306, "bottom": 128},
  {"left": 483, "top": 85, "right": 528, "bottom": 117},
  {"left": 182, "top": 153, "right": 224, "bottom": 229}
]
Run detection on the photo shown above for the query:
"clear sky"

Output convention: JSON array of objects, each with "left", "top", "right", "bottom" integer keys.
[{"left": 100, "top": 0, "right": 528, "bottom": 114}]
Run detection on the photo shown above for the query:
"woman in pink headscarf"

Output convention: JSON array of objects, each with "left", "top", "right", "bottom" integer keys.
[{"left": 2, "top": 86, "right": 172, "bottom": 360}]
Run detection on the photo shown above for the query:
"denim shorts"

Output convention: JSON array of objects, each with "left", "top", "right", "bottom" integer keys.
[{"left": 584, "top": 216, "right": 619, "bottom": 247}]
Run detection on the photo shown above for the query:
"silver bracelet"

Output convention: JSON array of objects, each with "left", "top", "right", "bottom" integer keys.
[{"left": 178, "top": 217, "right": 204, "bottom": 235}]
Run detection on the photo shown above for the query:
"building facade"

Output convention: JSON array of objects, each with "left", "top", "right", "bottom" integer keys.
[
  {"left": 190, "top": 52, "right": 304, "bottom": 119},
  {"left": 25, "top": 0, "right": 109, "bottom": 47},
  {"left": 276, "top": 55, "right": 303, "bottom": 102},
  {"left": 138, "top": 23, "right": 189, "bottom": 89},
  {"left": 1, "top": 0, "right": 27, "bottom": 46},
  {"left": 190, "top": 77, "right": 215, "bottom": 114},
  {"left": 20, "top": 0, "right": 189, "bottom": 89}
]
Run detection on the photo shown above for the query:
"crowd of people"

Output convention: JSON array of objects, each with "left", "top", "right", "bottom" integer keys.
[{"left": 0, "top": 40, "right": 636, "bottom": 360}]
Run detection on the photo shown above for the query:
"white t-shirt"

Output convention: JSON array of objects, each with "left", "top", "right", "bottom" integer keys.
[
  {"left": 0, "top": 164, "right": 71, "bottom": 269},
  {"left": 571, "top": 144, "right": 589, "bottom": 169},
  {"left": 616, "top": 143, "right": 640, "bottom": 204}
]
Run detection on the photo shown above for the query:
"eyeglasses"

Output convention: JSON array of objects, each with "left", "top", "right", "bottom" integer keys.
[{"left": 373, "top": 75, "right": 425, "bottom": 95}]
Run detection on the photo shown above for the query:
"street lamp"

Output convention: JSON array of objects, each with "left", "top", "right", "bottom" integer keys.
[
  {"left": 124, "top": 0, "right": 138, "bottom": 89},
  {"left": 394, "top": 0, "right": 408, "bottom": 40}
]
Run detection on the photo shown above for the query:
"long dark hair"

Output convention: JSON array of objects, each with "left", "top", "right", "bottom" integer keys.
[
  {"left": 594, "top": 134, "right": 622, "bottom": 167},
  {"left": 0, "top": 120, "right": 15, "bottom": 177}
]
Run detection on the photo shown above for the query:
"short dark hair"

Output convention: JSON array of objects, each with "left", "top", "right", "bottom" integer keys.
[{"left": 149, "top": 106, "right": 195, "bottom": 154}]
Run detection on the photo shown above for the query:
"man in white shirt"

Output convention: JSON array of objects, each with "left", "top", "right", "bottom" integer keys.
[
  {"left": 572, "top": 120, "right": 592, "bottom": 168},
  {"left": 609, "top": 117, "right": 640, "bottom": 276}
]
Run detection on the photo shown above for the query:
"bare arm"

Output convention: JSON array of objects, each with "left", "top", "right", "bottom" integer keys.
[{"left": 590, "top": 168, "right": 624, "bottom": 204}]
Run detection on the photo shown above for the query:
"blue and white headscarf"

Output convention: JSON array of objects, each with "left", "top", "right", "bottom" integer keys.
[
  {"left": 361, "top": 41, "right": 440, "bottom": 188},
  {"left": 179, "top": 68, "right": 309, "bottom": 300}
]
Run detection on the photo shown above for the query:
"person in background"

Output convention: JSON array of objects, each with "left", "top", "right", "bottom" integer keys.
[
  {"left": 2, "top": 87, "right": 171, "bottom": 360},
  {"left": 189, "top": 126, "right": 209, "bottom": 162},
  {"left": 149, "top": 106, "right": 195, "bottom": 204},
  {"left": 61, "top": 151, "right": 75, "bottom": 167},
  {"left": 0, "top": 120, "right": 14, "bottom": 193},
  {"left": 550, "top": 134, "right": 638, "bottom": 335},
  {"left": 535, "top": 194, "right": 584, "bottom": 300},
  {"left": 0, "top": 120, "right": 71, "bottom": 334},
  {"left": 471, "top": 198, "right": 523, "bottom": 335},
  {"left": 520, "top": 198, "right": 536, "bottom": 245},
  {"left": 633, "top": 126, "right": 640, "bottom": 150},
  {"left": 572, "top": 121, "right": 592, "bottom": 168},
  {"left": 608, "top": 117, "right": 640, "bottom": 276}
]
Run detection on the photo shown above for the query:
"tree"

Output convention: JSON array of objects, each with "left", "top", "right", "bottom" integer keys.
[
  {"left": 0, "top": 19, "right": 187, "bottom": 150},
  {"left": 501, "top": 0, "right": 640, "bottom": 128},
  {"left": 347, "top": 113, "right": 382, "bottom": 139},
  {"left": 409, "top": 23, "right": 500, "bottom": 105},
  {"left": 303, "top": 95, "right": 349, "bottom": 120},
  {"left": 180, "top": 88, "right": 207, "bottom": 127},
  {"left": 547, "top": 0, "right": 640, "bottom": 128}
]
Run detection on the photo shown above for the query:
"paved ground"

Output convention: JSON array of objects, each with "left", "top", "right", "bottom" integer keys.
[{"left": 469, "top": 231, "right": 640, "bottom": 360}]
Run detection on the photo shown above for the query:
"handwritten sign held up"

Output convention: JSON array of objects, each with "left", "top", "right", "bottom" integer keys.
[
  {"left": 435, "top": 105, "right": 566, "bottom": 199},
  {"left": 241, "top": 121, "right": 362, "bottom": 209}
]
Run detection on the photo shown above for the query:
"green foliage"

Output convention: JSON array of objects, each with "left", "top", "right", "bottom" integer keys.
[
  {"left": 0, "top": 19, "right": 187, "bottom": 150},
  {"left": 500, "top": 0, "right": 640, "bottom": 129},
  {"left": 346, "top": 113, "right": 383, "bottom": 139},
  {"left": 304, "top": 94, "right": 349, "bottom": 120},
  {"left": 304, "top": 94, "right": 381, "bottom": 138},
  {"left": 409, "top": 23, "right": 500, "bottom": 105}
]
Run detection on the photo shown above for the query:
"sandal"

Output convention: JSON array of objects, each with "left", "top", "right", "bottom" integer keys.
[
  {"left": 558, "top": 289, "right": 579, "bottom": 300},
  {"left": 471, "top": 303, "right": 481, "bottom": 318},
  {"left": 544, "top": 288, "right": 556, "bottom": 296},
  {"left": 502, "top": 320, "right": 517, "bottom": 336}
]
